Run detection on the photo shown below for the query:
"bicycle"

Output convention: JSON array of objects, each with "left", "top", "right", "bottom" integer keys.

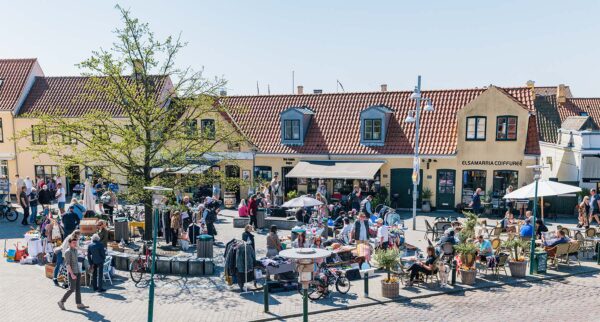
[
  {"left": 129, "top": 242, "right": 152, "bottom": 284},
  {"left": 298, "top": 262, "right": 351, "bottom": 300},
  {"left": 0, "top": 201, "right": 18, "bottom": 222}
]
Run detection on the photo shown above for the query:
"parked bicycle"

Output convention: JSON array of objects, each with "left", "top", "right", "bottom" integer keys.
[
  {"left": 129, "top": 242, "right": 152, "bottom": 284},
  {"left": 298, "top": 262, "right": 351, "bottom": 300},
  {"left": 0, "top": 201, "right": 18, "bottom": 222}
]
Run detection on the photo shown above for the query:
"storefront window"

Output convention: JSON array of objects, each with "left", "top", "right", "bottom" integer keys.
[
  {"left": 254, "top": 166, "right": 272, "bottom": 182},
  {"left": 462, "top": 170, "right": 487, "bottom": 204},
  {"left": 334, "top": 179, "right": 354, "bottom": 195},
  {"left": 307, "top": 178, "right": 319, "bottom": 195},
  {"left": 493, "top": 170, "right": 518, "bottom": 197}
]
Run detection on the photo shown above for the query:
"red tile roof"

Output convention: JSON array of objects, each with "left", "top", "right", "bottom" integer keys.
[
  {"left": 0, "top": 58, "right": 37, "bottom": 111},
  {"left": 224, "top": 87, "right": 540, "bottom": 155},
  {"left": 559, "top": 98, "right": 600, "bottom": 129},
  {"left": 19, "top": 76, "right": 170, "bottom": 117}
]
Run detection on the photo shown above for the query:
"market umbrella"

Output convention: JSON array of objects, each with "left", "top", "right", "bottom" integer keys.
[
  {"left": 503, "top": 180, "right": 581, "bottom": 219},
  {"left": 82, "top": 179, "right": 96, "bottom": 212},
  {"left": 281, "top": 195, "right": 323, "bottom": 208}
]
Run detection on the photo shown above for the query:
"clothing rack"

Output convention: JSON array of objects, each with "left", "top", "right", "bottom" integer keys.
[{"left": 239, "top": 240, "right": 254, "bottom": 295}]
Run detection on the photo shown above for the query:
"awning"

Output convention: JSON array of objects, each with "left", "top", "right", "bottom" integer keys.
[
  {"left": 0, "top": 152, "right": 15, "bottom": 160},
  {"left": 582, "top": 156, "right": 600, "bottom": 182},
  {"left": 151, "top": 164, "right": 211, "bottom": 175},
  {"left": 286, "top": 161, "right": 384, "bottom": 179}
]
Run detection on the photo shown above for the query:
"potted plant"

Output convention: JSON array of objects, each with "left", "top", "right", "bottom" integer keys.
[
  {"left": 421, "top": 187, "right": 432, "bottom": 212},
  {"left": 454, "top": 242, "right": 478, "bottom": 285},
  {"left": 373, "top": 248, "right": 401, "bottom": 298},
  {"left": 458, "top": 212, "right": 478, "bottom": 243},
  {"left": 286, "top": 190, "right": 298, "bottom": 201},
  {"left": 502, "top": 239, "right": 529, "bottom": 277}
]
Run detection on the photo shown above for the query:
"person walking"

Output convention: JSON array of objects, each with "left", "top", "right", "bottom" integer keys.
[
  {"left": 58, "top": 236, "right": 88, "bottom": 310},
  {"left": 470, "top": 188, "right": 482, "bottom": 214},
  {"left": 38, "top": 185, "right": 52, "bottom": 215},
  {"left": 170, "top": 211, "right": 181, "bottom": 247},
  {"left": 87, "top": 234, "right": 107, "bottom": 292},
  {"left": 19, "top": 186, "right": 30, "bottom": 226},
  {"left": 266, "top": 225, "right": 282, "bottom": 257},
  {"left": 248, "top": 195, "right": 258, "bottom": 229},
  {"left": 589, "top": 189, "right": 600, "bottom": 226}
]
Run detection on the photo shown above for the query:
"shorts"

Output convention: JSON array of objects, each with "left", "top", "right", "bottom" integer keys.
[{"left": 58, "top": 202, "right": 65, "bottom": 210}]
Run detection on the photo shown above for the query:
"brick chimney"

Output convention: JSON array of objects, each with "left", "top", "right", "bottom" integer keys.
[
  {"left": 526, "top": 80, "right": 535, "bottom": 100},
  {"left": 557, "top": 84, "right": 567, "bottom": 104},
  {"left": 297, "top": 85, "right": 304, "bottom": 95},
  {"left": 381, "top": 84, "right": 388, "bottom": 92}
]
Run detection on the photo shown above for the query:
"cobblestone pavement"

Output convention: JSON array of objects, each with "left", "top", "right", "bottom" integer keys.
[
  {"left": 1, "top": 209, "right": 598, "bottom": 322},
  {"left": 288, "top": 273, "right": 600, "bottom": 322}
]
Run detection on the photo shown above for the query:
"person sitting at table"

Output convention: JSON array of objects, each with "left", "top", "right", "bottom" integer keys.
[
  {"left": 294, "top": 231, "right": 308, "bottom": 248},
  {"left": 311, "top": 236, "right": 324, "bottom": 249},
  {"left": 519, "top": 218, "right": 533, "bottom": 238},
  {"left": 444, "top": 221, "right": 462, "bottom": 236},
  {"left": 543, "top": 229, "right": 570, "bottom": 257},
  {"left": 499, "top": 211, "right": 516, "bottom": 232},
  {"left": 407, "top": 246, "right": 437, "bottom": 286},
  {"left": 536, "top": 218, "right": 548, "bottom": 238},
  {"left": 476, "top": 235, "right": 494, "bottom": 261},
  {"left": 352, "top": 212, "right": 370, "bottom": 244},
  {"left": 437, "top": 229, "right": 459, "bottom": 247}
]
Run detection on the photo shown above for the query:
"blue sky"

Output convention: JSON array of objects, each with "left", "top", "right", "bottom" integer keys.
[{"left": 1, "top": 1, "right": 599, "bottom": 96}]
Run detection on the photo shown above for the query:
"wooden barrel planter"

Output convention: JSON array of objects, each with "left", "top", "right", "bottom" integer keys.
[
  {"left": 508, "top": 260, "right": 528, "bottom": 278},
  {"left": 223, "top": 192, "right": 237, "bottom": 209},
  {"left": 460, "top": 269, "right": 476, "bottom": 285},
  {"left": 381, "top": 280, "right": 399, "bottom": 298}
]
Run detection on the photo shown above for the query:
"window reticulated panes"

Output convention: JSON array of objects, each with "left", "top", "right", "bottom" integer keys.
[
  {"left": 466, "top": 116, "right": 486, "bottom": 140},
  {"left": 496, "top": 116, "right": 517, "bottom": 140},
  {"left": 201, "top": 119, "right": 215, "bottom": 140},
  {"left": 462, "top": 170, "right": 486, "bottom": 204},
  {"left": 0, "top": 160, "right": 7, "bottom": 176},
  {"left": 31, "top": 125, "right": 47, "bottom": 144},
  {"left": 35, "top": 165, "right": 59, "bottom": 180},
  {"left": 438, "top": 171, "right": 455, "bottom": 194},
  {"left": 186, "top": 120, "right": 197, "bottom": 138},
  {"left": 62, "top": 130, "right": 77, "bottom": 145},
  {"left": 284, "top": 119, "right": 300, "bottom": 140},
  {"left": 364, "top": 119, "right": 382, "bottom": 141}
]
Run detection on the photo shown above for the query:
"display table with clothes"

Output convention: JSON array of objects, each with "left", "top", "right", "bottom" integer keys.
[{"left": 256, "top": 256, "right": 295, "bottom": 281}]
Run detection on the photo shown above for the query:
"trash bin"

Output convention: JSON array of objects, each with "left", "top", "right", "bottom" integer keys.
[
  {"left": 204, "top": 259, "right": 214, "bottom": 275},
  {"left": 171, "top": 257, "right": 189, "bottom": 275},
  {"left": 114, "top": 218, "right": 130, "bottom": 242},
  {"left": 532, "top": 251, "right": 548, "bottom": 274},
  {"left": 155, "top": 257, "right": 172, "bottom": 274},
  {"left": 257, "top": 208, "right": 266, "bottom": 229},
  {"left": 196, "top": 234, "right": 214, "bottom": 258}
]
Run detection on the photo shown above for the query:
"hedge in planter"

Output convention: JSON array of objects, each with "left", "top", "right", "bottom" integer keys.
[
  {"left": 374, "top": 248, "right": 401, "bottom": 298},
  {"left": 502, "top": 239, "right": 529, "bottom": 278}
]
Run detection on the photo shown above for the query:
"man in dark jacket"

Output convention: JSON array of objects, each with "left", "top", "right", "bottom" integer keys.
[
  {"left": 87, "top": 234, "right": 106, "bottom": 292},
  {"left": 248, "top": 195, "right": 258, "bottom": 229},
  {"left": 353, "top": 212, "right": 369, "bottom": 244},
  {"left": 62, "top": 205, "right": 80, "bottom": 238}
]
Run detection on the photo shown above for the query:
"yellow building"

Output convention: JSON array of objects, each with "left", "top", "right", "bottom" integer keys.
[{"left": 223, "top": 85, "right": 545, "bottom": 210}]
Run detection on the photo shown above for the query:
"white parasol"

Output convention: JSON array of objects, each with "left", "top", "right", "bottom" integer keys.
[
  {"left": 82, "top": 179, "right": 96, "bottom": 212},
  {"left": 281, "top": 195, "right": 323, "bottom": 208},
  {"left": 503, "top": 180, "right": 581, "bottom": 219}
]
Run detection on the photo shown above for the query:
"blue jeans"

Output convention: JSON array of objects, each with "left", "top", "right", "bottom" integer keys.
[
  {"left": 53, "top": 250, "right": 63, "bottom": 279},
  {"left": 29, "top": 205, "right": 38, "bottom": 224}
]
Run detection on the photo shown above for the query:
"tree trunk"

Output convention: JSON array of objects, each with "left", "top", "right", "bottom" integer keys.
[{"left": 143, "top": 195, "right": 153, "bottom": 241}]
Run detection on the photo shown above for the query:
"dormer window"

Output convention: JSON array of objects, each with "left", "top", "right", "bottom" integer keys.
[
  {"left": 363, "top": 119, "right": 382, "bottom": 141},
  {"left": 284, "top": 119, "right": 300, "bottom": 140},
  {"left": 280, "top": 106, "right": 314, "bottom": 145},
  {"left": 360, "top": 104, "right": 392, "bottom": 146}
]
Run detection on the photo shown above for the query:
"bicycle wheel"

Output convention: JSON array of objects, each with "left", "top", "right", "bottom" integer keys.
[
  {"left": 297, "top": 280, "right": 322, "bottom": 300},
  {"left": 6, "top": 210, "right": 18, "bottom": 222},
  {"left": 335, "top": 276, "right": 351, "bottom": 294},
  {"left": 129, "top": 258, "right": 146, "bottom": 284}
]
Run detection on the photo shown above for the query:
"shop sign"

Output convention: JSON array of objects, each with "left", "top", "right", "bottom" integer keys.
[
  {"left": 284, "top": 158, "right": 295, "bottom": 165},
  {"left": 461, "top": 160, "right": 523, "bottom": 167}
]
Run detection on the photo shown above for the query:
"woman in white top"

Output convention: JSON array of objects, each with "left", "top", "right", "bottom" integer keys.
[{"left": 338, "top": 217, "right": 353, "bottom": 244}]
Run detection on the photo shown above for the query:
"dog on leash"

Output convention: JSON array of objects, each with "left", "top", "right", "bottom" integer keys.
[{"left": 437, "top": 261, "right": 450, "bottom": 287}]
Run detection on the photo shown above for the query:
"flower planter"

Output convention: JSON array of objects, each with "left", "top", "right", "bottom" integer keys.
[
  {"left": 460, "top": 269, "right": 476, "bottom": 285},
  {"left": 460, "top": 254, "right": 476, "bottom": 268},
  {"left": 508, "top": 260, "right": 528, "bottom": 278},
  {"left": 421, "top": 201, "right": 431, "bottom": 212},
  {"left": 381, "top": 280, "right": 399, "bottom": 298}
]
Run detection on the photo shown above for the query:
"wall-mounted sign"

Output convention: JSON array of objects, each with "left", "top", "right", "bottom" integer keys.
[
  {"left": 461, "top": 160, "right": 523, "bottom": 167},
  {"left": 284, "top": 158, "right": 295, "bottom": 165}
]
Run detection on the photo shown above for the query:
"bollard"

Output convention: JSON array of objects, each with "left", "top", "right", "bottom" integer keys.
[
  {"left": 363, "top": 271, "right": 369, "bottom": 297},
  {"left": 451, "top": 260, "right": 457, "bottom": 286},
  {"left": 597, "top": 243, "right": 600, "bottom": 265},
  {"left": 263, "top": 281, "right": 269, "bottom": 312},
  {"left": 303, "top": 288, "right": 308, "bottom": 322}
]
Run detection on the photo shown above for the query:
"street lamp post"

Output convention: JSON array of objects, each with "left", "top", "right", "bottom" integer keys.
[
  {"left": 527, "top": 165, "right": 544, "bottom": 275},
  {"left": 405, "top": 75, "right": 434, "bottom": 230},
  {"left": 143, "top": 186, "right": 173, "bottom": 322}
]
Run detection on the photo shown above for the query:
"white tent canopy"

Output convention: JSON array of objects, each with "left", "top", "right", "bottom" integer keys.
[
  {"left": 281, "top": 195, "right": 323, "bottom": 208},
  {"left": 503, "top": 180, "right": 581, "bottom": 199},
  {"left": 503, "top": 180, "right": 581, "bottom": 220}
]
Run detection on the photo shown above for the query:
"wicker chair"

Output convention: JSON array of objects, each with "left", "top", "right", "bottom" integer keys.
[
  {"left": 491, "top": 238, "right": 502, "bottom": 255},
  {"left": 567, "top": 242, "right": 582, "bottom": 266},
  {"left": 493, "top": 253, "right": 509, "bottom": 277},
  {"left": 491, "top": 227, "right": 502, "bottom": 239},
  {"left": 418, "top": 257, "right": 440, "bottom": 286},
  {"left": 547, "top": 243, "right": 571, "bottom": 268}
]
